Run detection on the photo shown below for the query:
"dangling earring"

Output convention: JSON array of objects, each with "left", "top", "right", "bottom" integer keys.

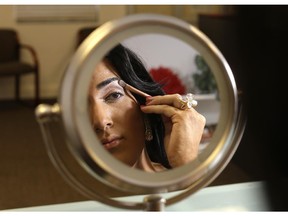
[{"left": 144, "top": 117, "right": 153, "bottom": 141}]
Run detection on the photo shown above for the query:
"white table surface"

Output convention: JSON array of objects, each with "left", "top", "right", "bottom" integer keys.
[{"left": 4, "top": 181, "right": 271, "bottom": 212}]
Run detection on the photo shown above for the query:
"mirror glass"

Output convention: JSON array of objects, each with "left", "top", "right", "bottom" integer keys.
[{"left": 87, "top": 33, "right": 220, "bottom": 171}]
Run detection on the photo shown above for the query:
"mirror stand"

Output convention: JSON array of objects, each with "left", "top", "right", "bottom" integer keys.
[
  {"left": 143, "top": 195, "right": 166, "bottom": 211},
  {"left": 34, "top": 14, "right": 245, "bottom": 212}
]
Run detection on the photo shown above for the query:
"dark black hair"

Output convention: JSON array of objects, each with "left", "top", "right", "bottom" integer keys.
[{"left": 104, "top": 43, "right": 172, "bottom": 169}]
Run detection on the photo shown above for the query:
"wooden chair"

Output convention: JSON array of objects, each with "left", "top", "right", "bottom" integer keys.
[{"left": 0, "top": 28, "right": 40, "bottom": 106}]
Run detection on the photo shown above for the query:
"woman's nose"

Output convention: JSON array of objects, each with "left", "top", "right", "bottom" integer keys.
[{"left": 90, "top": 102, "right": 113, "bottom": 132}]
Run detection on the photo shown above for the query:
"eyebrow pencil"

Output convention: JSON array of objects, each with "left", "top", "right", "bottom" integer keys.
[{"left": 118, "top": 80, "right": 150, "bottom": 98}]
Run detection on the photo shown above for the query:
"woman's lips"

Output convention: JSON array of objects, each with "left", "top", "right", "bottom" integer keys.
[{"left": 102, "top": 138, "right": 122, "bottom": 150}]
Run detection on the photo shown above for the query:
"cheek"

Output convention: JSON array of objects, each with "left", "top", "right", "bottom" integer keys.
[{"left": 115, "top": 98, "right": 144, "bottom": 130}]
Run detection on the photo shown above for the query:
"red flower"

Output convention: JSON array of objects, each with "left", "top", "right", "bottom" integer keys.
[{"left": 149, "top": 66, "right": 186, "bottom": 95}]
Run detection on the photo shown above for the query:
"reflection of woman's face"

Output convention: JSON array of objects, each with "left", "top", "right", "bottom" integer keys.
[{"left": 88, "top": 61, "right": 145, "bottom": 167}]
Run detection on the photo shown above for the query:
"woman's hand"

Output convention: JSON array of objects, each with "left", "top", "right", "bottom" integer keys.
[{"left": 140, "top": 94, "right": 206, "bottom": 168}]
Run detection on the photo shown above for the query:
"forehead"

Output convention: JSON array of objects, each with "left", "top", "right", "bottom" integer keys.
[{"left": 92, "top": 61, "right": 119, "bottom": 82}]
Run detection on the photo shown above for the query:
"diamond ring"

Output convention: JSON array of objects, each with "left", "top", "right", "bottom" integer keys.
[{"left": 178, "top": 93, "right": 198, "bottom": 110}]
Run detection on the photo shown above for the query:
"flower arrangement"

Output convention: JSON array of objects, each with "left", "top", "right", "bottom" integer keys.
[{"left": 149, "top": 66, "right": 186, "bottom": 95}]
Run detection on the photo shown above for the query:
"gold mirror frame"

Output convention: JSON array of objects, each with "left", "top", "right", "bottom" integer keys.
[{"left": 36, "top": 14, "right": 245, "bottom": 210}]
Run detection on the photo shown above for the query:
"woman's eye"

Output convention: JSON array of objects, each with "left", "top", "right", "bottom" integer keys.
[{"left": 105, "top": 92, "right": 123, "bottom": 102}]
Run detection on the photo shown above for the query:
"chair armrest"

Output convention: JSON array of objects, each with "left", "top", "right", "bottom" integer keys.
[{"left": 20, "top": 43, "right": 39, "bottom": 70}]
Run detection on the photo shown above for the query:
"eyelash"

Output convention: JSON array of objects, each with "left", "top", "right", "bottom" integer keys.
[{"left": 105, "top": 91, "right": 124, "bottom": 103}]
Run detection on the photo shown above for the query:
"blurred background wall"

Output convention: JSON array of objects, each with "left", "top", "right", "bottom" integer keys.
[{"left": 0, "top": 5, "right": 234, "bottom": 100}]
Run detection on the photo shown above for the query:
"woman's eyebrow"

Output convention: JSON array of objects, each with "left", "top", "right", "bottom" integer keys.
[{"left": 96, "top": 77, "right": 119, "bottom": 89}]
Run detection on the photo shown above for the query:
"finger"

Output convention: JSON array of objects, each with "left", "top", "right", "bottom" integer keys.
[
  {"left": 141, "top": 104, "right": 184, "bottom": 118},
  {"left": 146, "top": 94, "right": 183, "bottom": 109}
]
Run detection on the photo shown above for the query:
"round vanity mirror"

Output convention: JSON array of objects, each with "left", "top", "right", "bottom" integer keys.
[{"left": 35, "top": 14, "right": 245, "bottom": 211}]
